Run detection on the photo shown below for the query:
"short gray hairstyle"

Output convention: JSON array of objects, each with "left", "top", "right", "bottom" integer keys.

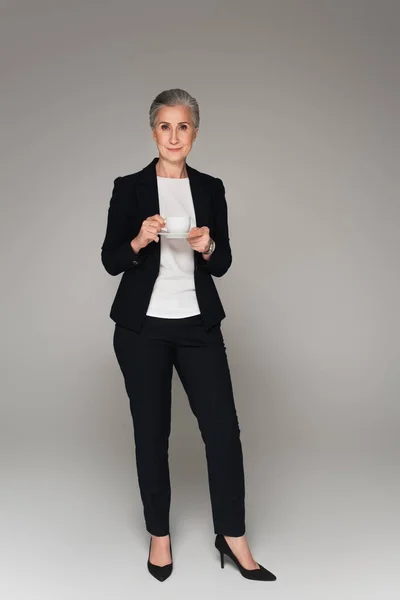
[{"left": 149, "top": 88, "right": 200, "bottom": 129}]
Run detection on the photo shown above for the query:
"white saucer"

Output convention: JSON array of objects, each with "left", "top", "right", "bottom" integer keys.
[{"left": 159, "top": 231, "right": 189, "bottom": 239}]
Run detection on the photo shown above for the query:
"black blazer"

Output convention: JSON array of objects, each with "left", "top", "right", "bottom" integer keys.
[{"left": 101, "top": 156, "right": 232, "bottom": 333}]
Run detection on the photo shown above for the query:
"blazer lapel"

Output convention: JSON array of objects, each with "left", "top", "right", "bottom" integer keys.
[
  {"left": 136, "top": 157, "right": 160, "bottom": 218},
  {"left": 186, "top": 162, "right": 211, "bottom": 229}
]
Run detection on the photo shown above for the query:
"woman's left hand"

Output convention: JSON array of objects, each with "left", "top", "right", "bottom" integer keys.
[{"left": 187, "top": 226, "right": 211, "bottom": 253}]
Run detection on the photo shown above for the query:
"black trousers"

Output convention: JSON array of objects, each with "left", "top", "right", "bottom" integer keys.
[{"left": 113, "top": 314, "right": 246, "bottom": 537}]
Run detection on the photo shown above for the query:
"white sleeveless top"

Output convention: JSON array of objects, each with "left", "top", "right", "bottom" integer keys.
[{"left": 145, "top": 176, "right": 201, "bottom": 318}]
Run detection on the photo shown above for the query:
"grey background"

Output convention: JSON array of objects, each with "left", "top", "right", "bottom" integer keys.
[{"left": 1, "top": 0, "right": 399, "bottom": 598}]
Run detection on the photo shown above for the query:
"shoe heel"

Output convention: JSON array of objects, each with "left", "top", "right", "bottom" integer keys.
[{"left": 220, "top": 550, "right": 224, "bottom": 568}]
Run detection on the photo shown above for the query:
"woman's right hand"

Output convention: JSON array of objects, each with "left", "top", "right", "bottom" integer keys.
[{"left": 131, "top": 214, "right": 166, "bottom": 253}]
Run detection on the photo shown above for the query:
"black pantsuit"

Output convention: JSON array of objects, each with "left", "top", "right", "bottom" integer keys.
[
  {"left": 101, "top": 157, "right": 247, "bottom": 537},
  {"left": 113, "top": 314, "right": 246, "bottom": 537}
]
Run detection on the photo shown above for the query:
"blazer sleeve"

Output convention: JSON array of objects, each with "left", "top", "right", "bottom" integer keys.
[
  {"left": 197, "top": 177, "right": 232, "bottom": 277},
  {"left": 101, "top": 177, "right": 152, "bottom": 276}
]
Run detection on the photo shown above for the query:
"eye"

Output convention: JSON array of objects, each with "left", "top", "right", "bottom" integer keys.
[
  {"left": 180, "top": 124, "right": 188, "bottom": 130},
  {"left": 161, "top": 124, "right": 169, "bottom": 130}
]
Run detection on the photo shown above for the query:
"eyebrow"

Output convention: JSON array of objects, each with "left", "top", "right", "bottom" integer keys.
[{"left": 159, "top": 121, "right": 190, "bottom": 125}]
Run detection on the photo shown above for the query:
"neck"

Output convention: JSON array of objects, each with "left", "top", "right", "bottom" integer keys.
[{"left": 156, "top": 157, "right": 187, "bottom": 178}]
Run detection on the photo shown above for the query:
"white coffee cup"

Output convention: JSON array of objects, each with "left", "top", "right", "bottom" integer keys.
[{"left": 162, "top": 216, "right": 191, "bottom": 233}]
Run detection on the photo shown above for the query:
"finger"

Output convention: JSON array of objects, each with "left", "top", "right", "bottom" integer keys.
[
  {"left": 187, "top": 232, "right": 206, "bottom": 242},
  {"left": 150, "top": 214, "right": 166, "bottom": 226},
  {"left": 145, "top": 218, "right": 165, "bottom": 231},
  {"left": 188, "top": 230, "right": 203, "bottom": 239},
  {"left": 146, "top": 221, "right": 166, "bottom": 233},
  {"left": 188, "top": 239, "right": 204, "bottom": 250},
  {"left": 191, "top": 226, "right": 208, "bottom": 233},
  {"left": 144, "top": 223, "right": 161, "bottom": 234}
]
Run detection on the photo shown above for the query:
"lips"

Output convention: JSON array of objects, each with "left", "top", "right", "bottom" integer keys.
[{"left": 168, "top": 148, "right": 182, "bottom": 151}]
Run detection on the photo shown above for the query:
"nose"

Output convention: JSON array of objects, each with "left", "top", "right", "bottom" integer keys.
[{"left": 170, "top": 129, "right": 179, "bottom": 143}]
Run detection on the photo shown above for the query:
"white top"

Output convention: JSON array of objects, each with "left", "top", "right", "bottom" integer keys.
[{"left": 145, "top": 176, "right": 201, "bottom": 318}]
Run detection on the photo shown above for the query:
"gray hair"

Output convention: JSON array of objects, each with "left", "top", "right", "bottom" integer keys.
[{"left": 149, "top": 88, "right": 200, "bottom": 129}]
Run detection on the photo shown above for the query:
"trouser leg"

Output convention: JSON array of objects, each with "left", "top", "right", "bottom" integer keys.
[
  {"left": 113, "top": 319, "right": 174, "bottom": 536},
  {"left": 174, "top": 317, "right": 246, "bottom": 536}
]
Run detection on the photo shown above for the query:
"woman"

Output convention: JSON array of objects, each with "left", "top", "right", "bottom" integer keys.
[{"left": 101, "top": 88, "right": 277, "bottom": 582}]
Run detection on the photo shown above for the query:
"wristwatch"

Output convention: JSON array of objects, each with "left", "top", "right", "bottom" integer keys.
[{"left": 203, "top": 238, "right": 215, "bottom": 255}]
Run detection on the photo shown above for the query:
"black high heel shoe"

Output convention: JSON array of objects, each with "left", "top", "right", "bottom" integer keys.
[
  {"left": 147, "top": 535, "right": 173, "bottom": 582},
  {"left": 215, "top": 534, "right": 277, "bottom": 581}
]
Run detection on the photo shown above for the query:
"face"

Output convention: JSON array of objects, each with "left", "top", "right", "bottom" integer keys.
[{"left": 151, "top": 105, "right": 198, "bottom": 163}]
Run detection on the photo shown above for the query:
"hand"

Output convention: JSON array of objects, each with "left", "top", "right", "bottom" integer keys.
[
  {"left": 131, "top": 214, "right": 166, "bottom": 252},
  {"left": 187, "top": 226, "right": 211, "bottom": 253}
]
